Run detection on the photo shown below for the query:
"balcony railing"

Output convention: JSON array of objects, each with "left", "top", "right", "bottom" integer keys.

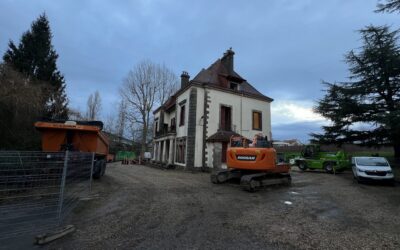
[
  {"left": 169, "top": 124, "right": 176, "bottom": 133},
  {"left": 155, "top": 123, "right": 176, "bottom": 137}
]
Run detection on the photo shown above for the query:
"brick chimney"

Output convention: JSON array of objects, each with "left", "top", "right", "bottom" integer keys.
[
  {"left": 180, "top": 71, "right": 190, "bottom": 89},
  {"left": 221, "top": 47, "right": 235, "bottom": 75}
]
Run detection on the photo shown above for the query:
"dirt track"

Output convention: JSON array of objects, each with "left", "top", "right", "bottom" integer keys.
[{"left": 47, "top": 163, "right": 400, "bottom": 249}]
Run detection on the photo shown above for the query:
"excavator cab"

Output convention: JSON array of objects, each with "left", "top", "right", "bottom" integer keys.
[
  {"left": 252, "top": 134, "right": 271, "bottom": 148},
  {"left": 230, "top": 136, "right": 246, "bottom": 147},
  {"left": 231, "top": 134, "right": 271, "bottom": 148},
  {"left": 301, "top": 144, "right": 321, "bottom": 158}
]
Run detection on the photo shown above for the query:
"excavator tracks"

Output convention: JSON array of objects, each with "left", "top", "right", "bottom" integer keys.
[{"left": 211, "top": 170, "right": 291, "bottom": 192}]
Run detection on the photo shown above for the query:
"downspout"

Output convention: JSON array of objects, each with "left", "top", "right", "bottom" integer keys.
[
  {"left": 174, "top": 104, "right": 177, "bottom": 165},
  {"left": 202, "top": 85, "right": 208, "bottom": 170},
  {"left": 240, "top": 92, "right": 243, "bottom": 135}
]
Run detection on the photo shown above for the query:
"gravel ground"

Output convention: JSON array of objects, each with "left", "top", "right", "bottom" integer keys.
[{"left": 45, "top": 163, "right": 400, "bottom": 250}]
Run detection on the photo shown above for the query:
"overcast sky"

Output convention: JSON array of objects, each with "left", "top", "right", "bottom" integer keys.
[{"left": 0, "top": 0, "right": 398, "bottom": 142}]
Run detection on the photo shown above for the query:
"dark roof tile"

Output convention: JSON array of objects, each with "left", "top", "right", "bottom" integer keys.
[
  {"left": 154, "top": 50, "right": 273, "bottom": 113},
  {"left": 191, "top": 59, "right": 271, "bottom": 100},
  {"left": 206, "top": 130, "right": 241, "bottom": 142}
]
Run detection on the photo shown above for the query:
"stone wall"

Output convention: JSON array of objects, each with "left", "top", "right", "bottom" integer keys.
[{"left": 186, "top": 88, "right": 197, "bottom": 169}]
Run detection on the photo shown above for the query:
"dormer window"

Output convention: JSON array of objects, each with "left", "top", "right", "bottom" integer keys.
[{"left": 230, "top": 82, "right": 238, "bottom": 91}]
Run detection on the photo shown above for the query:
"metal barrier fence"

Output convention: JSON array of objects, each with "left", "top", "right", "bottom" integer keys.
[{"left": 0, "top": 151, "right": 94, "bottom": 240}]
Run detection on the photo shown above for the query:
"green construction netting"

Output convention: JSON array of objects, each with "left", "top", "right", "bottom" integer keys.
[{"left": 116, "top": 151, "right": 136, "bottom": 161}]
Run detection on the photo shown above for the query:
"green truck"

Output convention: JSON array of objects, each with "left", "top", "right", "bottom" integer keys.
[{"left": 293, "top": 145, "right": 350, "bottom": 173}]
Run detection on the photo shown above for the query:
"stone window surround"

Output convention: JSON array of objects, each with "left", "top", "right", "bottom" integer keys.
[
  {"left": 219, "top": 103, "right": 233, "bottom": 131},
  {"left": 179, "top": 99, "right": 186, "bottom": 127}
]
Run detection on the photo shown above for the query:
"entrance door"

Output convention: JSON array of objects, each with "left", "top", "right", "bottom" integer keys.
[{"left": 221, "top": 142, "right": 228, "bottom": 163}]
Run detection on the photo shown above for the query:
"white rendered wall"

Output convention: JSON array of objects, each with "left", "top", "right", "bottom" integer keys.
[
  {"left": 176, "top": 88, "right": 191, "bottom": 138},
  {"left": 206, "top": 89, "right": 271, "bottom": 140}
]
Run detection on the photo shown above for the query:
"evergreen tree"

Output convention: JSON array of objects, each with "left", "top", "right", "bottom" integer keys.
[
  {"left": 3, "top": 13, "right": 68, "bottom": 120},
  {"left": 376, "top": 0, "right": 400, "bottom": 13},
  {"left": 312, "top": 26, "right": 400, "bottom": 159}
]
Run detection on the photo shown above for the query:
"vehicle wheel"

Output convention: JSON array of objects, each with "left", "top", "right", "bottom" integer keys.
[
  {"left": 217, "top": 173, "right": 228, "bottom": 183},
  {"left": 93, "top": 160, "right": 102, "bottom": 179},
  {"left": 298, "top": 162, "right": 307, "bottom": 171},
  {"left": 210, "top": 174, "right": 219, "bottom": 184},
  {"left": 247, "top": 179, "right": 258, "bottom": 192},
  {"left": 324, "top": 162, "right": 334, "bottom": 174},
  {"left": 100, "top": 160, "right": 106, "bottom": 176},
  {"left": 286, "top": 175, "right": 292, "bottom": 186},
  {"left": 335, "top": 168, "right": 345, "bottom": 173},
  {"left": 352, "top": 172, "right": 360, "bottom": 183}
]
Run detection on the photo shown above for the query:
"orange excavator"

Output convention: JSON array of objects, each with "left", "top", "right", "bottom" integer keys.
[{"left": 211, "top": 134, "right": 291, "bottom": 192}]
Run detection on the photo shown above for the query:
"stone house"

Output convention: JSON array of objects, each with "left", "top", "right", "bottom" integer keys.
[{"left": 152, "top": 49, "right": 273, "bottom": 170}]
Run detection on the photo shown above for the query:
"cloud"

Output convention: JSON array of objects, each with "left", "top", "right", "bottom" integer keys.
[
  {"left": 271, "top": 100, "right": 327, "bottom": 125},
  {"left": 272, "top": 121, "right": 323, "bottom": 143},
  {"left": 0, "top": 0, "right": 397, "bottom": 143},
  {"left": 270, "top": 100, "right": 328, "bottom": 142}
]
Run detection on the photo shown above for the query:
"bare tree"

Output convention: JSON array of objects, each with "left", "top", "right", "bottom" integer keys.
[
  {"left": 86, "top": 90, "right": 102, "bottom": 120},
  {"left": 157, "top": 64, "right": 179, "bottom": 104},
  {"left": 103, "top": 113, "right": 116, "bottom": 134},
  {"left": 0, "top": 64, "right": 45, "bottom": 149},
  {"left": 116, "top": 100, "right": 127, "bottom": 140},
  {"left": 120, "top": 60, "right": 178, "bottom": 157},
  {"left": 68, "top": 108, "right": 84, "bottom": 120}
]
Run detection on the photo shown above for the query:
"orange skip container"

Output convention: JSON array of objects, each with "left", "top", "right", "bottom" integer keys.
[{"left": 35, "top": 121, "right": 109, "bottom": 156}]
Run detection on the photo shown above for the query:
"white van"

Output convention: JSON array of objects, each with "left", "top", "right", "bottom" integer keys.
[{"left": 351, "top": 157, "right": 395, "bottom": 183}]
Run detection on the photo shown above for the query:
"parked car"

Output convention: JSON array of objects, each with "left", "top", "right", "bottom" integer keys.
[{"left": 351, "top": 156, "right": 395, "bottom": 183}]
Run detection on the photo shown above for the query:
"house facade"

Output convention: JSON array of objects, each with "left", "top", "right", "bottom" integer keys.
[{"left": 152, "top": 49, "right": 273, "bottom": 170}]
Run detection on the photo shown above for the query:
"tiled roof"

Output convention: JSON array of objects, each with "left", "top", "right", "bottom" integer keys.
[
  {"left": 206, "top": 130, "right": 241, "bottom": 142},
  {"left": 153, "top": 49, "right": 273, "bottom": 114},
  {"left": 164, "top": 95, "right": 176, "bottom": 112},
  {"left": 191, "top": 59, "right": 272, "bottom": 101}
]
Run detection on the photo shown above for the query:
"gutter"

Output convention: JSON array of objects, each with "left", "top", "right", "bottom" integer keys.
[{"left": 202, "top": 84, "right": 208, "bottom": 169}]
